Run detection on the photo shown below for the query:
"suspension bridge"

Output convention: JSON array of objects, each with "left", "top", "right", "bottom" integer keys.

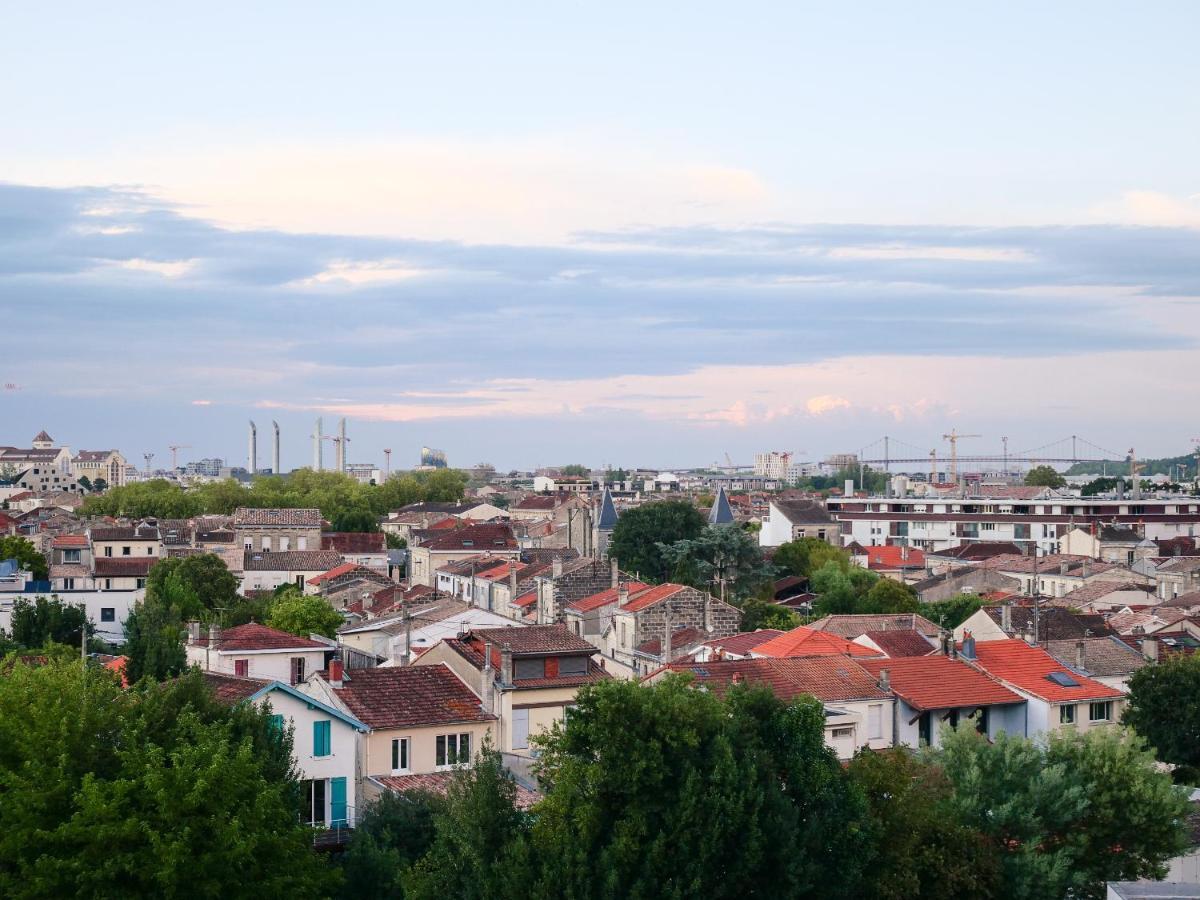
[{"left": 855, "top": 435, "right": 1131, "bottom": 474}]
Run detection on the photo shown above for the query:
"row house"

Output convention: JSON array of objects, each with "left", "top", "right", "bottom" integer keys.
[
  {"left": 408, "top": 523, "right": 520, "bottom": 588},
  {"left": 241, "top": 549, "right": 343, "bottom": 593},
  {"left": 205, "top": 671, "right": 366, "bottom": 829},
  {"left": 186, "top": 622, "right": 331, "bottom": 684},
  {"left": 336, "top": 598, "right": 516, "bottom": 663},
  {"left": 972, "top": 553, "right": 1152, "bottom": 599},
  {"left": 321, "top": 532, "right": 389, "bottom": 570},
  {"left": 413, "top": 624, "right": 608, "bottom": 771},
  {"left": 758, "top": 498, "right": 837, "bottom": 548},
  {"left": 380, "top": 502, "right": 506, "bottom": 543},
  {"left": 231, "top": 507, "right": 323, "bottom": 553},
  {"left": 603, "top": 583, "right": 740, "bottom": 677},
  {"left": 302, "top": 662, "right": 497, "bottom": 805}
]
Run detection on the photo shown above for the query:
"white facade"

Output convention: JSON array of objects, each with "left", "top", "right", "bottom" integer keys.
[{"left": 187, "top": 642, "right": 328, "bottom": 684}]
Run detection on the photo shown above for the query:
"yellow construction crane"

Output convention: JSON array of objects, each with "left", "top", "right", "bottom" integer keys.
[
  {"left": 942, "top": 429, "right": 981, "bottom": 481},
  {"left": 168, "top": 444, "right": 192, "bottom": 470}
]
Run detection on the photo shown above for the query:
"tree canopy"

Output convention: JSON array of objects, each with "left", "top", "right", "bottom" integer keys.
[
  {"left": 738, "top": 599, "right": 800, "bottom": 631},
  {"left": 772, "top": 537, "right": 852, "bottom": 580},
  {"left": 606, "top": 500, "right": 706, "bottom": 582},
  {"left": 1124, "top": 651, "right": 1200, "bottom": 782},
  {"left": 657, "top": 524, "right": 773, "bottom": 602},
  {"left": 1024, "top": 465, "right": 1066, "bottom": 488},
  {"left": 0, "top": 661, "right": 335, "bottom": 897},
  {"left": 340, "top": 790, "right": 443, "bottom": 899},
  {"left": 8, "top": 596, "right": 89, "bottom": 649},
  {"left": 0, "top": 535, "right": 48, "bottom": 581},
  {"left": 265, "top": 590, "right": 344, "bottom": 639},
  {"left": 146, "top": 553, "right": 241, "bottom": 621}
]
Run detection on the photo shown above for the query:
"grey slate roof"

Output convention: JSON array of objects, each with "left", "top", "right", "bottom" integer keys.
[
  {"left": 596, "top": 488, "right": 619, "bottom": 530},
  {"left": 708, "top": 487, "right": 735, "bottom": 525}
]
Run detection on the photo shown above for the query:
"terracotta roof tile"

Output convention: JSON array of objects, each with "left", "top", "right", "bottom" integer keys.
[
  {"left": 859, "top": 655, "right": 1021, "bottom": 710},
  {"left": 663, "top": 656, "right": 890, "bottom": 702},
  {"left": 860, "top": 630, "right": 937, "bottom": 658},
  {"left": 201, "top": 671, "right": 270, "bottom": 705},
  {"left": 207, "top": 623, "right": 329, "bottom": 652},
  {"left": 969, "top": 639, "right": 1124, "bottom": 702},
  {"left": 332, "top": 664, "right": 494, "bottom": 729},
  {"left": 566, "top": 581, "right": 649, "bottom": 613},
  {"left": 753, "top": 626, "right": 883, "bottom": 659},
  {"left": 93, "top": 557, "right": 156, "bottom": 577},
  {"left": 465, "top": 624, "right": 594, "bottom": 655},
  {"left": 698, "top": 629, "right": 785, "bottom": 657},
  {"left": 322, "top": 532, "right": 387, "bottom": 554},
  {"left": 232, "top": 507, "right": 323, "bottom": 527}
]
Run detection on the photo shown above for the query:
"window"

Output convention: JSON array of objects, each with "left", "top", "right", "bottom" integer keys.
[
  {"left": 290, "top": 657, "right": 306, "bottom": 685},
  {"left": 104, "top": 546, "right": 113, "bottom": 558},
  {"left": 234, "top": 659, "right": 249, "bottom": 676},
  {"left": 1089, "top": 701, "right": 1113, "bottom": 722},
  {"left": 100, "top": 608, "right": 115, "bottom": 622},
  {"left": 868, "top": 704, "right": 883, "bottom": 740},
  {"left": 512, "top": 708, "right": 530, "bottom": 750},
  {"left": 1060, "top": 704, "right": 1076, "bottom": 725},
  {"left": 297, "top": 536, "right": 307, "bottom": 550},
  {"left": 261, "top": 537, "right": 271, "bottom": 551},
  {"left": 136, "top": 578, "right": 146, "bottom": 589},
  {"left": 279, "top": 537, "right": 290, "bottom": 551},
  {"left": 268, "top": 713, "right": 283, "bottom": 738},
  {"left": 831, "top": 727, "right": 854, "bottom": 739},
  {"left": 313, "top": 720, "right": 332, "bottom": 757},
  {"left": 122, "top": 546, "right": 131, "bottom": 556},
  {"left": 436, "top": 732, "right": 472, "bottom": 767},
  {"left": 146, "top": 546, "right": 153, "bottom": 555},
  {"left": 558, "top": 656, "right": 587, "bottom": 676},
  {"left": 391, "top": 737, "right": 410, "bottom": 772},
  {"left": 104, "top": 579, "right": 112, "bottom": 590},
  {"left": 63, "top": 577, "right": 75, "bottom": 590},
  {"left": 514, "top": 658, "right": 545, "bottom": 680},
  {"left": 64, "top": 549, "right": 80, "bottom": 563}
]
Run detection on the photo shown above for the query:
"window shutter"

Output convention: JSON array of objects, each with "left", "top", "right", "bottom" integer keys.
[
  {"left": 512, "top": 708, "right": 530, "bottom": 750},
  {"left": 330, "top": 777, "right": 347, "bottom": 827}
]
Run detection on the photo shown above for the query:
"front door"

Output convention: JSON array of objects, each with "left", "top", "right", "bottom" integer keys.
[{"left": 330, "top": 777, "right": 347, "bottom": 827}]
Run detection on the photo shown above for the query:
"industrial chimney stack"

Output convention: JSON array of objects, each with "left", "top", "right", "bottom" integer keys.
[
  {"left": 271, "top": 420, "right": 280, "bottom": 475},
  {"left": 247, "top": 421, "right": 257, "bottom": 475}
]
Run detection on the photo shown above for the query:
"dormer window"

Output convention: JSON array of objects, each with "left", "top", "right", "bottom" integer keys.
[{"left": 514, "top": 658, "right": 545, "bottom": 680}]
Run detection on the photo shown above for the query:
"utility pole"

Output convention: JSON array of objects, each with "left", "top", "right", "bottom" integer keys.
[
  {"left": 1032, "top": 548, "right": 1041, "bottom": 646},
  {"left": 1002, "top": 436, "right": 1009, "bottom": 475}
]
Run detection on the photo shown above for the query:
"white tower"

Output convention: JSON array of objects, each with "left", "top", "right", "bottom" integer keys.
[
  {"left": 313, "top": 417, "right": 323, "bottom": 471},
  {"left": 337, "top": 417, "right": 347, "bottom": 473},
  {"left": 248, "top": 421, "right": 257, "bottom": 475},
  {"left": 272, "top": 420, "right": 281, "bottom": 475}
]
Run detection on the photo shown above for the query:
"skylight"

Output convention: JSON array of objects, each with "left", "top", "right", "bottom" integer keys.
[{"left": 1046, "top": 671, "right": 1079, "bottom": 687}]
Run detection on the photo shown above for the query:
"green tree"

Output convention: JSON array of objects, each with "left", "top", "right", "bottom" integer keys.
[
  {"left": 772, "top": 537, "right": 851, "bottom": 580},
  {"left": 122, "top": 597, "right": 187, "bottom": 683},
  {"left": 92, "top": 477, "right": 108, "bottom": 492},
  {"left": 860, "top": 578, "right": 919, "bottom": 614},
  {"left": 849, "top": 749, "right": 1000, "bottom": 900},
  {"left": 524, "top": 676, "right": 869, "bottom": 899},
  {"left": 340, "top": 790, "right": 443, "bottom": 899},
  {"left": 404, "top": 750, "right": 530, "bottom": 899},
  {"left": 1124, "top": 652, "right": 1200, "bottom": 781},
  {"left": 1080, "top": 477, "right": 1119, "bottom": 497},
  {"left": 919, "top": 594, "right": 985, "bottom": 629},
  {"left": 0, "top": 661, "right": 335, "bottom": 898},
  {"left": 1024, "top": 465, "right": 1066, "bottom": 489},
  {"left": 738, "top": 600, "right": 801, "bottom": 631},
  {"left": 558, "top": 464, "right": 589, "bottom": 478},
  {"left": 9, "top": 596, "right": 89, "bottom": 648},
  {"left": 0, "top": 535, "right": 48, "bottom": 581},
  {"left": 332, "top": 509, "right": 380, "bottom": 533},
  {"left": 937, "top": 727, "right": 1189, "bottom": 900},
  {"left": 76, "top": 475, "right": 93, "bottom": 492},
  {"left": 810, "top": 560, "right": 878, "bottom": 616},
  {"left": 145, "top": 553, "right": 241, "bottom": 621},
  {"left": 606, "top": 500, "right": 706, "bottom": 582},
  {"left": 79, "top": 479, "right": 203, "bottom": 518},
  {"left": 385, "top": 533, "right": 407, "bottom": 550},
  {"left": 658, "top": 524, "right": 774, "bottom": 602},
  {"left": 266, "top": 590, "right": 344, "bottom": 639}
]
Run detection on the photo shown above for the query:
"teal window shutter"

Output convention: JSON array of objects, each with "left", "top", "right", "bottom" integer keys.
[
  {"left": 330, "top": 777, "right": 347, "bottom": 827},
  {"left": 268, "top": 714, "right": 283, "bottom": 739},
  {"left": 313, "top": 720, "right": 331, "bottom": 757}
]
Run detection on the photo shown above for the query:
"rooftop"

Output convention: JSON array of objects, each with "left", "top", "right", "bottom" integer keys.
[
  {"left": 1043, "top": 636, "right": 1148, "bottom": 678},
  {"left": 752, "top": 625, "right": 882, "bottom": 659},
  {"left": 968, "top": 639, "right": 1123, "bottom": 702},
  {"left": 330, "top": 664, "right": 494, "bottom": 730},
  {"left": 232, "top": 507, "right": 323, "bottom": 527},
  {"left": 859, "top": 655, "right": 1022, "bottom": 711},
  {"left": 201, "top": 623, "right": 329, "bottom": 652},
  {"left": 662, "top": 656, "right": 890, "bottom": 703},
  {"left": 807, "top": 613, "right": 940, "bottom": 638},
  {"left": 465, "top": 624, "right": 595, "bottom": 656},
  {"left": 243, "top": 549, "right": 343, "bottom": 571}
]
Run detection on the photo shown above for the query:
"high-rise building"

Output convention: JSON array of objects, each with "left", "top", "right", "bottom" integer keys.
[{"left": 753, "top": 451, "right": 792, "bottom": 479}]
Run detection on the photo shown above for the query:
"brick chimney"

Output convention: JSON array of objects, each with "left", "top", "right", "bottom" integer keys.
[
  {"left": 1142, "top": 636, "right": 1159, "bottom": 663},
  {"left": 329, "top": 657, "right": 344, "bottom": 688},
  {"left": 618, "top": 583, "right": 629, "bottom": 606}
]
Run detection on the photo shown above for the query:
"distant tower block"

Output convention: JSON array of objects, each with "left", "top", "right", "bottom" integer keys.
[
  {"left": 272, "top": 420, "right": 281, "bottom": 475},
  {"left": 248, "top": 421, "right": 258, "bottom": 475},
  {"left": 337, "top": 417, "right": 348, "bottom": 473},
  {"left": 313, "top": 417, "right": 323, "bottom": 470}
]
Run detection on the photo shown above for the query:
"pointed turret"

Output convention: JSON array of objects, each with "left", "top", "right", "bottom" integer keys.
[
  {"left": 708, "top": 485, "right": 735, "bottom": 525},
  {"left": 596, "top": 487, "right": 619, "bottom": 530}
]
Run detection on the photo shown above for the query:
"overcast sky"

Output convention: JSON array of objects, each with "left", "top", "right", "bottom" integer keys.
[{"left": 2, "top": 2, "right": 1198, "bottom": 470}]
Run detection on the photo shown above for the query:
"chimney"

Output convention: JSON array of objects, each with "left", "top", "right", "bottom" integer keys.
[
  {"left": 1000, "top": 603, "right": 1012, "bottom": 634},
  {"left": 207, "top": 623, "right": 221, "bottom": 649},
  {"left": 961, "top": 630, "right": 976, "bottom": 661},
  {"left": 703, "top": 588, "right": 713, "bottom": 632},
  {"left": 481, "top": 642, "right": 495, "bottom": 712},
  {"left": 1074, "top": 639, "right": 1086, "bottom": 671},
  {"left": 187, "top": 621, "right": 201, "bottom": 644},
  {"left": 552, "top": 556, "right": 564, "bottom": 578},
  {"left": 329, "top": 658, "right": 344, "bottom": 688},
  {"left": 402, "top": 609, "right": 412, "bottom": 666},
  {"left": 1058, "top": 562, "right": 1068, "bottom": 575},
  {"left": 1142, "top": 637, "right": 1159, "bottom": 663},
  {"left": 878, "top": 668, "right": 891, "bottom": 691},
  {"left": 610, "top": 556, "right": 619, "bottom": 589},
  {"left": 500, "top": 643, "right": 514, "bottom": 686},
  {"left": 1081, "top": 560, "right": 1089, "bottom": 579},
  {"left": 844, "top": 478, "right": 854, "bottom": 497},
  {"left": 508, "top": 561, "right": 518, "bottom": 600}
]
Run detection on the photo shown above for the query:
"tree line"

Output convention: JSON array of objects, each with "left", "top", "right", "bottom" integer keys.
[{"left": 79, "top": 469, "right": 469, "bottom": 526}]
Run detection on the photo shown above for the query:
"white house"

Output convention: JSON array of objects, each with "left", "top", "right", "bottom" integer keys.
[
  {"left": 204, "top": 670, "right": 367, "bottom": 828},
  {"left": 186, "top": 622, "right": 331, "bottom": 684},
  {"left": 758, "top": 499, "right": 836, "bottom": 548}
]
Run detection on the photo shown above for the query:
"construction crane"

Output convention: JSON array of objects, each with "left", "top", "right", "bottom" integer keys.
[
  {"left": 724, "top": 452, "right": 735, "bottom": 468},
  {"left": 929, "top": 448, "right": 937, "bottom": 483},
  {"left": 942, "top": 429, "right": 981, "bottom": 482},
  {"left": 168, "top": 444, "right": 191, "bottom": 470}
]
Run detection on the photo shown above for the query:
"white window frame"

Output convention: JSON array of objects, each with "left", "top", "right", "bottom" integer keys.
[
  {"left": 867, "top": 704, "right": 883, "bottom": 740},
  {"left": 511, "top": 708, "right": 530, "bottom": 750},
  {"left": 391, "top": 736, "right": 411, "bottom": 773},
  {"left": 436, "top": 732, "right": 472, "bottom": 769}
]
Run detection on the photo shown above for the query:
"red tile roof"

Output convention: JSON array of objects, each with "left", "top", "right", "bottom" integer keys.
[
  {"left": 307, "top": 562, "right": 361, "bottom": 585},
  {"left": 232, "top": 507, "right": 323, "bottom": 527},
  {"left": 859, "top": 656, "right": 1021, "bottom": 711},
  {"left": 465, "top": 624, "right": 595, "bottom": 655},
  {"left": 619, "top": 583, "right": 686, "bottom": 613},
  {"left": 209, "top": 623, "right": 330, "bottom": 652},
  {"left": 513, "top": 590, "right": 538, "bottom": 608},
  {"left": 662, "top": 656, "right": 890, "bottom": 702},
  {"left": 968, "top": 639, "right": 1123, "bottom": 702},
  {"left": 566, "top": 581, "right": 650, "bottom": 613},
  {"left": 636, "top": 626, "right": 706, "bottom": 658},
  {"left": 374, "top": 771, "right": 539, "bottom": 809},
  {"left": 860, "top": 630, "right": 936, "bottom": 658},
  {"left": 51, "top": 534, "right": 89, "bottom": 548},
  {"left": 332, "top": 664, "right": 495, "bottom": 729},
  {"left": 322, "top": 532, "right": 387, "bottom": 554},
  {"left": 753, "top": 626, "right": 883, "bottom": 659},
  {"left": 201, "top": 671, "right": 270, "bottom": 704},
  {"left": 423, "top": 523, "right": 517, "bottom": 552},
  {"left": 93, "top": 557, "right": 156, "bottom": 577},
  {"left": 699, "top": 629, "right": 786, "bottom": 657},
  {"left": 862, "top": 546, "right": 926, "bottom": 569}
]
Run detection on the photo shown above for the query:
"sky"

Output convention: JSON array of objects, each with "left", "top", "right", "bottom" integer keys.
[{"left": 2, "top": 1, "right": 1199, "bottom": 471}]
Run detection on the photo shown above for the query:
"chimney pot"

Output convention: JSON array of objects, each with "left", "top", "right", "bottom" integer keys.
[
  {"left": 329, "top": 658, "right": 344, "bottom": 687},
  {"left": 879, "top": 668, "right": 891, "bottom": 691}
]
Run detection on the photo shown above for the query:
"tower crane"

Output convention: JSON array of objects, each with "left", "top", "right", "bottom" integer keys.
[
  {"left": 942, "top": 429, "right": 981, "bottom": 482},
  {"left": 168, "top": 444, "right": 191, "bottom": 470}
]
